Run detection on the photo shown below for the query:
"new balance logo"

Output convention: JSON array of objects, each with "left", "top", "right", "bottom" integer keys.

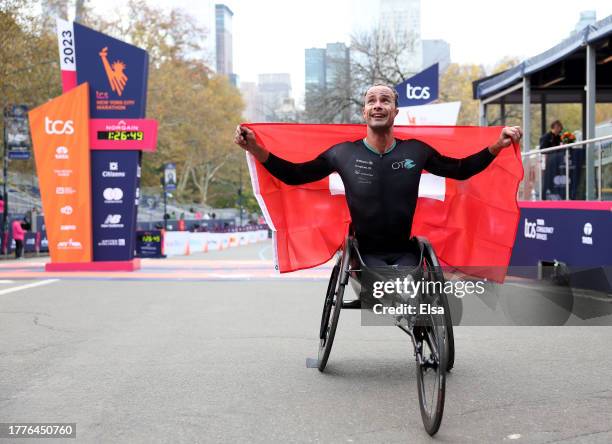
[{"left": 105, "top": 214, "right": 121, "bottom": 224}]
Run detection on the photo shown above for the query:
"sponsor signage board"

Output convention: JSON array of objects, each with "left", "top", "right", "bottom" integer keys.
[
  {"left": 28, "top": 83, "right": 93, "bottom": 263},
  {"left": 164, "top": 163, "right": 177, "bottom": 191},
  {"left": 91, "top": 150, "right": 141, "bottom": 261},
  {"left": 136, "top": 230, "right": 164, "bottom": 258},
  {"left": 395, "top": 63, "right": 438, "bottom": 107}
]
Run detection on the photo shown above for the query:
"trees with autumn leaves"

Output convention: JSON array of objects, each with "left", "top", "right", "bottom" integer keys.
[{"left": 1, "top": 0, "right": 249, "bottom": 209}]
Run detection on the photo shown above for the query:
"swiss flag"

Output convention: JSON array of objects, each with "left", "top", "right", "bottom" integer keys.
[{"left": 244, "top": 124, "right": 523, "bottom": 281}]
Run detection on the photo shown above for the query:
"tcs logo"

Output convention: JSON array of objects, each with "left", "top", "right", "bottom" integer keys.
[
  {"left": 45, "top": 117, "right": 74, "bottom": 135},
  {"left": 524, "top": 219, "right": 536, "bottom": 239},
  {"left": 405, "top": 84, "right": 431, "bottom": 100}
]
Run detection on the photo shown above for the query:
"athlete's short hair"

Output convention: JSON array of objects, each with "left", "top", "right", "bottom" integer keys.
[{"left": 363, "top": 84, "right": 399, "bottom": 107}]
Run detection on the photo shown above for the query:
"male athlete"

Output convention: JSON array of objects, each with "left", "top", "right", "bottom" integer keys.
[{"left": 234, "top": 84, "right": 522, "bottom": 267}]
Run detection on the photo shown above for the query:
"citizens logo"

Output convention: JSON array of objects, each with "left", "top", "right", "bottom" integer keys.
[
  {"left": 392, "top": 159, "right": 416, "bottom": 170},
  {"left": 101, "top": 214, "right": 124, "bottom": 228},
  {"left": 99, "top": 47, "right": 128, "bottom": 97},
  {"left": 582, "top": 222, "right": 593, "bottom": 245},
  {"left": 60, "top": 205, "right": 73, "bottom": 215},
  {"left": 102, "top": 161, "right": 126, "bottom": 178},
  {"left": 55, "top": 146, "right": 69, "bottom": 159},
  {"left": 57, "top": 238, "right": 82, "bottom": 250},
  {"left": 56, "top": 186, "right": 76, "bottom": 195},
  {"left": 45, "top": 117, "right": 74, "bottom": 135},
  {"left": 103, "top": 187, "right": 123, "bottom": 203}
]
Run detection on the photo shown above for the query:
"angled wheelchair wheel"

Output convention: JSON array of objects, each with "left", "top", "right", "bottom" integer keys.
[
  {"left": 422, "top": 243, "right": 455, "bottom": 372},
  {"left": 318, "top": 245, "right": 349, "bottom": 372},
  {"left": 414, "top": 294, "right": 447, "bottom": 436}
]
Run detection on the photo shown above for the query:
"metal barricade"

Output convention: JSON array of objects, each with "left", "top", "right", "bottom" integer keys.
[{"left": 521, "top": 134, "right": 612, "bottom": 201}]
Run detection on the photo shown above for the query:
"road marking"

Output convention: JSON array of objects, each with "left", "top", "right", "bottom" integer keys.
[
  {"left": 258, "top": 245, "right": 272, "bottom": 261},
  {"left": 0, "top": 280, "right": 15, "bottom": 284},
  {"left": 507, "top": 434, "right": 521, "bottom": 440},
  {"left": 0, "top": 279, "right": 59, "bottom": 296}
]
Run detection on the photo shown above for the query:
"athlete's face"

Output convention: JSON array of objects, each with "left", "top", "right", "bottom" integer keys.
[{"left": 362, "top": 86, "right": 399, "bottom": 130}]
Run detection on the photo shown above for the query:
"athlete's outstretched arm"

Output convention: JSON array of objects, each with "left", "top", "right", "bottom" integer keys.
[
  {"left": 233, "top": 125, "right": 334, "bottom": 185},
  {"left": 424, "top": 126, "right": 522, "bottom": 180}
]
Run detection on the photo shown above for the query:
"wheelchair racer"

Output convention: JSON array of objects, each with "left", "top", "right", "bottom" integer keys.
[{"left": 234, "top": 84, "right": 522, "bottom": 268}]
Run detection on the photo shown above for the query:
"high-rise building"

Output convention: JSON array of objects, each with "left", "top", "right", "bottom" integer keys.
[
  {"left": 351, "top": 0, "right": 422, "bottom": 76},
  {"left": 215, "top": 4, "right": 237, "bottom": 85},
  {"left": 422, "top": 39, "right": 450, "bottom": 73},
  {"left": 325, "top": 43, "right": 350, "bottom": 89},
  {"left": 379, "top": 0, "right": 422, "bottom": 75},
  {"left": 305, "top": 48, "right": 326, "bottom": 89},
  {"left": 258, "top": 73, "right": 292, "bottom": 122},
  {"left": 240, "top": 81, "right": 263, "bottom": 122},
  {"left": 304, "top": 43, "right": 350, "bottom": 120}
]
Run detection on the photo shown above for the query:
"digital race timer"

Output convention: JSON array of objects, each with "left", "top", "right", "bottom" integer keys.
[
  {"left": 90, "top": 119, "right": 157, "bottom": 151},
  {"left": 97, "top": 131, "right": 144, "bottom": 141}
]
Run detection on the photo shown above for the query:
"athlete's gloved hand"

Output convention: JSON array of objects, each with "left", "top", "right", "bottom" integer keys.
[
  {"left": 489, "top": 126, "right": 522, "bottom": 155},
  {"left": 233, "top": 125, "right": 269, "bottom": 163}
]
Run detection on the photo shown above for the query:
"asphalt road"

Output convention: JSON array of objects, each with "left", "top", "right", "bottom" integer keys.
[{"left": 1, "top": 241, "right": 612, "bottom": 443}]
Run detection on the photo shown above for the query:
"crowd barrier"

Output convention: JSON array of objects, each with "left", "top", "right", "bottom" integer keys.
[{"left": 163, "top": 230, "right": 269, "bottom": 257}]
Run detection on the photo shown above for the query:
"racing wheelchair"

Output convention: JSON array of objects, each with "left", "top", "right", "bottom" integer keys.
[{"left": 317, "top": 232, "right": 455, "bottom": 436}]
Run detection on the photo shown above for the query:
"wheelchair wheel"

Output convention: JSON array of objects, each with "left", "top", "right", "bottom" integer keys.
[
  {"left": 415, "top": 294, "right": 447, "bottom": 436},
  {"left": 423, "top": 249, "right": 455, "bottom": 372},
  {"left": 317, "top": 254, "right": 346, "bottom": 372}
]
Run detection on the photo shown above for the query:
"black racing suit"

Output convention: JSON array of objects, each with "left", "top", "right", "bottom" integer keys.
[{"left": 262, "top": 138, "right": 495, "bottom": 266}]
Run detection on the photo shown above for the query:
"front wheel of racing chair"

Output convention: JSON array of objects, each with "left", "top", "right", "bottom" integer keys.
[{"left": 417, "top": 237, "right": 455, "bottom": 372}]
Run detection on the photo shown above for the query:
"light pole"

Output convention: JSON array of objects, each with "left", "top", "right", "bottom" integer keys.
[
  {"left": 238, "top": 161, "right": 243, "bottom": 226},
  {"left": 160, "top": 175, "right": 168, "bottom": 230},
  {"left": 2, "top": 111, "right": 8, "bottom": 255}
]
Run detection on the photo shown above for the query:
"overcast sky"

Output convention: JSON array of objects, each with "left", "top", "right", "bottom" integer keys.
[{"left": 89, "top": 0, "right": 611, "bottom": 102}]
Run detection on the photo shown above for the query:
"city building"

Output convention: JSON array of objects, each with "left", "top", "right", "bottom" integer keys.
[
  {"left": 325, "top": 43, "right": 350, "bottom": 89},
  {"left": 304, "top": 43, "right": 350, "bottom": 120},
  {"left": 305, "top": 48, "right": 326, "bottom": 89},
  {"left": 257, "top": 73, "right": 292, "bottom": 122},
  {"left": 275, "top": 98, "right": 299, "bottom": 122},
  {"left": 422, "top": 39, "right": 450, "bottom": 73},
  {"left": 239, "top": 81, "right": 263, "bottom": 122},
  {"left": 215, "top": 4, "right": 237, "bottom": 86},
  {"left": 379, "top": 0, "right": 422, "bottom": 75}
]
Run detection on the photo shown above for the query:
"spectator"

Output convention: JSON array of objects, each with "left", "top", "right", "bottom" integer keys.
[
  {"left": 539, "top": 120, "right": 563, "bottom": 148},
  {"left": 540, "top": 120, "right": 564, "bottom": 200},
  {"left": 12, "top": 218, "right": 26, "bottom": 259}
]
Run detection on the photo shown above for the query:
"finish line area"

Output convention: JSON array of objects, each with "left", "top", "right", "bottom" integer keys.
[{"left": 0, "top": 241, "right": 332, "bottom": 282}]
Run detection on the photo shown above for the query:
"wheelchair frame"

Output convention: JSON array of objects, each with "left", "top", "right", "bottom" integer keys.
[{"left": 316, "top": 233, "right": 455, "bottom": 436}]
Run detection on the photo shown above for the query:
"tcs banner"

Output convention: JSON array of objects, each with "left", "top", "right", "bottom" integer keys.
[
  {"left": 28, "top": 83, "right": 93, "bottom": 263},
  {"left": 395, "top": 63, "right": 439, "bottom": 107}
]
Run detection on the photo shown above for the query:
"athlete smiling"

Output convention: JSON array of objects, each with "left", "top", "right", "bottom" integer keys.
[{"left": 234, "top": 84, "right": 522, "bottom": 267}]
